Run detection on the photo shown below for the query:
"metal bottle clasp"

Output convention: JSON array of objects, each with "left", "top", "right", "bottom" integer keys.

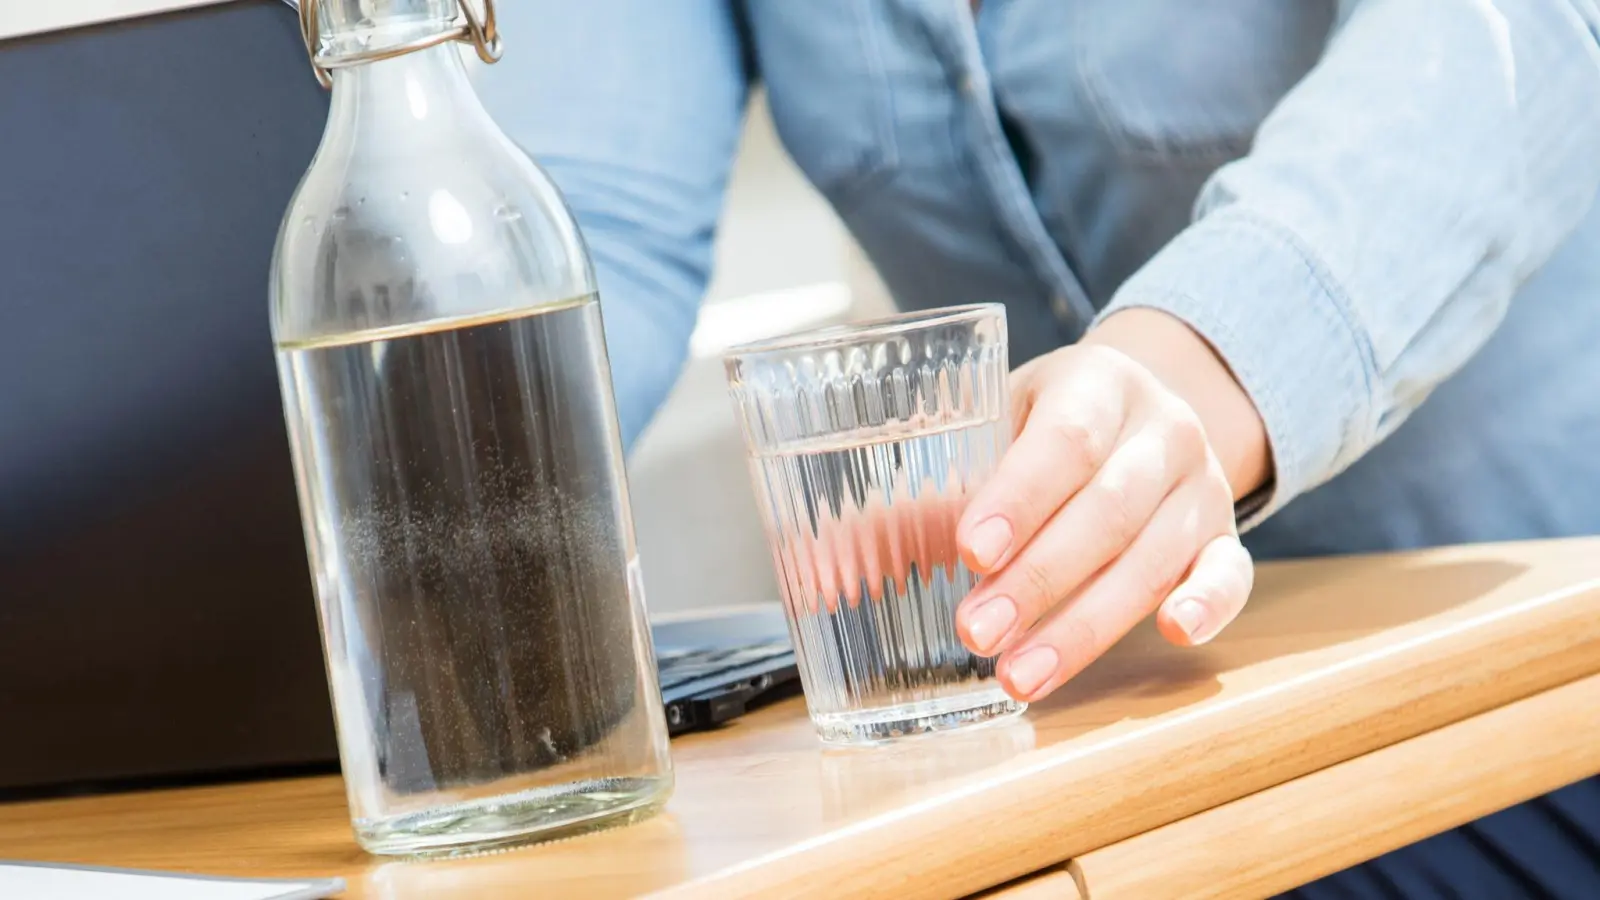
[{"left": 284, "top": 0, "right": 502, "bottom": 89}]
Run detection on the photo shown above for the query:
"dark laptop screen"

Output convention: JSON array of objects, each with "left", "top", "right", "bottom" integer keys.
[{"left": 0, "top": 1, "right": 337, "bottom": 792}]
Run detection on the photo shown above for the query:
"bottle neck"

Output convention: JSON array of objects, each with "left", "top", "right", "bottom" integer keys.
[
  {"left": 314, "top": 0, "right": 460, "bottom": 61},
  {"left": 324, "top": 42, "right": 495, "bottom": 147}
]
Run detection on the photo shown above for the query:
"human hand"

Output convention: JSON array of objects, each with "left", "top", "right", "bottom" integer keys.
[{"left": 954, "top": 309, "right": 1269, "bottom": 702}]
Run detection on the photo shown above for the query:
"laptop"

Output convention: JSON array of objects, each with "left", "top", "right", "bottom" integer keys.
[{"left": 652, "top": 605, "right": 802, "bottom": 736}]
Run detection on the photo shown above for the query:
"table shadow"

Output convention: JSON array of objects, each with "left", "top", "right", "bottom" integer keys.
[{"left": 1034, "top": 556, "right": 1531, "bottom": 724}]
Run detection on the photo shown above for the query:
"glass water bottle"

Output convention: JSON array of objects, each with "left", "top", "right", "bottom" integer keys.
[{"left": 270, "top": 0, "right": 672, "bottom": 857}]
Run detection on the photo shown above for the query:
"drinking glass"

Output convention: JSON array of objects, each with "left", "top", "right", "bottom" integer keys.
[{"left": 723, "top": 304, "right": 1027, "bottom": 744}]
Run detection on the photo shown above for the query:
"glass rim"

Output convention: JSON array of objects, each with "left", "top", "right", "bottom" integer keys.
[{"left": 721, "top": 302, "right": 1004, "bottom": 360}]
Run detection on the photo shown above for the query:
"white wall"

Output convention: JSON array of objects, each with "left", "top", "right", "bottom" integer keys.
[{"left": 0, "top": 1, "right": 229, "bottom": 41}]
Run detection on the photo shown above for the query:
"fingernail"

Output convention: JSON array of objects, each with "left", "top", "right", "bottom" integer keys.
[
  {"left": 967, "top": 517, "right": 1013, "bottom": 570},
  {"left": 1171, "top": 597, "right": 1211, "bottom": 642},
  {"left": 965, "top": 596, "right": 1017, "bottom": 653},
  {"left": 1006, "top": 646, "right": 1060, "bottom": 698}
]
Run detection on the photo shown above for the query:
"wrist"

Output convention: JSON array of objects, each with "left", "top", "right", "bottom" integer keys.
[{"left": 1084, "top": 308, "right": 1273, "bottom": 502}]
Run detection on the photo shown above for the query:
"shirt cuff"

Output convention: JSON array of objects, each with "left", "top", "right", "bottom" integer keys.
[{"left": 1095, "top": 207, "right": 1381, "bottom": 531}]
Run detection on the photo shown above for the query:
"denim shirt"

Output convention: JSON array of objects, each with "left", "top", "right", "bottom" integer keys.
[{"left": 476, "top": 0, "right": 1600, "bottom": 559}]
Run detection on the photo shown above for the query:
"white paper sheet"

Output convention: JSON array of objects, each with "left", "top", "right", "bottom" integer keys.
[{"left": 0, "top": 861, "right": 343, "bottom": 900}]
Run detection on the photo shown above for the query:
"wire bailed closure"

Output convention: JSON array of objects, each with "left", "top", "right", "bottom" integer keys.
[{"left": 296, "top": 0, "right": 502, "bottom": 89}]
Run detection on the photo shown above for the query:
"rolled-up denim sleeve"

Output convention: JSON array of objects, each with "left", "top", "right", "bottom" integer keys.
[
  {"left": 1098, "top": 0, "right": 1600, "bottom": 527},
  {"left": 475, "top": 0, "right": 750, "bottom": 448}
]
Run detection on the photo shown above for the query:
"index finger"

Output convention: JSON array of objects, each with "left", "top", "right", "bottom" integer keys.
[{"left": 956, "top": 367, "right": 1126, "bottom": 575}]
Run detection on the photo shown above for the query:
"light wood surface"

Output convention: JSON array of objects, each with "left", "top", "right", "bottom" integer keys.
[
  {"left": 1, "top": 538, "right": 1597, "bottom": 899},
  {"left": 985, "top": 671, "right": 1600, "bottom": 900}
]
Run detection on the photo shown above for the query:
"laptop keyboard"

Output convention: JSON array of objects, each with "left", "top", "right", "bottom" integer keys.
[{"left": 657, "top": 641, "right": 793, "bottom": 692}]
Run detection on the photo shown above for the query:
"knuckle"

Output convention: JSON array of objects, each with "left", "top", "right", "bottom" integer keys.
[
  {"left": 1013, "top": 556, "right": 1058, "bottom": 611},
  {"left": 1050, "top": 616, "right": 1102, "bottom": 665},
  {"left": 1084, "top": 344, "right": 1137, "bottom": 379},
  {"left": 1131, "top": 553, "right": 1185, "bottom": 604},
  {"left": 1088, "top": 480, "right": 1142, "bottom": 547},
  {"left": 1162, "top": 411, "right": 1209, "bottom": 468},
  {"left": 1005, "top": 484, "right": 1055, "bottom": 531},
  {"left": 1043, "top": 417, "right": 1108, "bottom": 472}
]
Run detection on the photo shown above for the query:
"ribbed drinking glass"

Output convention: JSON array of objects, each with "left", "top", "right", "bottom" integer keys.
[{"left": 723, "top": 304, "right": 1027, "bottom": 744}]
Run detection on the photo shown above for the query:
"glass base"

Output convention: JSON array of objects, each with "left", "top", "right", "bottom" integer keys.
[
  {"left": 354, "top": 774, "right": 672, "bottom": 858},
  {"left": 812, "top": 689, "right": 1026, "bottom": 745}
]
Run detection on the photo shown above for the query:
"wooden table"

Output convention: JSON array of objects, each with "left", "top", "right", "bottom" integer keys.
[{"left": 2, "top": 538, "right": 1597, "bottom": 899}]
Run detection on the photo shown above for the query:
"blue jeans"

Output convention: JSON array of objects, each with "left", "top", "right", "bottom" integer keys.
[{"left": 1287, "top": 776, "right": 1600, "bottom": 898}]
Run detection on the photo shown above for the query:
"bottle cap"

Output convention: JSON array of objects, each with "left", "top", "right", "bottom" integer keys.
[{"left": 289, "top": 0, "right": 501, "bottom": 89}]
